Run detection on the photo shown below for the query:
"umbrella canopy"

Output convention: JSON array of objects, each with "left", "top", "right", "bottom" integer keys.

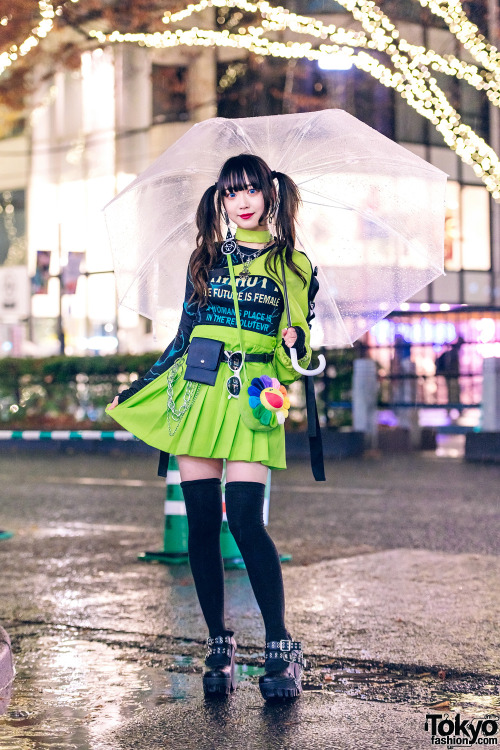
[{"left": 103, "top": 110, "right": 446, "bottom": 348}]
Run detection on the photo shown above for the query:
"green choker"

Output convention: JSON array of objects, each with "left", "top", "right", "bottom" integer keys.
[{"left": 235, "top": 227, "right": 272, "bottom": 244}]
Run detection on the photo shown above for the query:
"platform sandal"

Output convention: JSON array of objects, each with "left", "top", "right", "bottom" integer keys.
[
  {"left": 259, "top": 639, "right": 305, "bottom": 701},
  {"left": 203, "top": 632, "right": 237, "bottom": 696}
]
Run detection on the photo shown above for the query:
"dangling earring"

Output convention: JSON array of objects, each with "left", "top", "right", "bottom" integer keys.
[{"left": 221, "top": 209, "right": 237, "bottom": 255}]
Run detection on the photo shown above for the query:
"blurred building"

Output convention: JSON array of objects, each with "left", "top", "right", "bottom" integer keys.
[{"left": 0, "top": 0, "right": 499, "bottom": 422}]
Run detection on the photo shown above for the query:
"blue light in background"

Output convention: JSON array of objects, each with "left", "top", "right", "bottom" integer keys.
[{"left": 371, "top": 318, "right": 457, "bottom": 345}]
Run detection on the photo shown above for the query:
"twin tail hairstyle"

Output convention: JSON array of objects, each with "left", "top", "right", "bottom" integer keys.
[{"left": 189, "top": 153, "right": 306, "bottom": 304}]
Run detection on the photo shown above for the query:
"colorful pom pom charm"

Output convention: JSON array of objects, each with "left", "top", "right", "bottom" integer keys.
[
  {"left": 249, "top": 376, "right": 289, "bottom": 427},
  {"left": 238, "top": 370, "right": 290, "bottom": 432}
]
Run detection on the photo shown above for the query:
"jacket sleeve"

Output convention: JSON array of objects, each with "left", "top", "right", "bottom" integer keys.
[
  {"left": 273, "top": 260, "right": 319, "bottom": 385},
  {"left": 117, "top": 271, "right": 198, "bottom": 403}
]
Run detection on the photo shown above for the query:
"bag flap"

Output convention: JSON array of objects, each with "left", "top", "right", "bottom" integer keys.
[{"left": 186, "top": 337, "right": 224, "bottom": 371}]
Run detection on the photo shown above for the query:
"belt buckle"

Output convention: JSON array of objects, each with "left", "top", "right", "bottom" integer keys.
[{"left": 279, "top": 639, "right": 292, "bottom": 651}]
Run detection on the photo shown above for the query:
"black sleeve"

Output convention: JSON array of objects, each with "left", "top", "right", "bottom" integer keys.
[
  {"left": 117, "top": 271, "right": 198, "bottom": 403},
  {"left": 306, "top": 265, "right": 320, "bottom": 328},
  {"left": 281, "top": 264, "right": 319, "bottom": 360}
]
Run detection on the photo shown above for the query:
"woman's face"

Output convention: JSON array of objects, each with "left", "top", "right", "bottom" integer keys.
[{"left": 222, "top": 181, "right": 268, "bottom": 231}]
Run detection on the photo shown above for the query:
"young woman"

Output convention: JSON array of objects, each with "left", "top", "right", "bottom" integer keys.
[{"left": 107, "top": 153, "right": 318, "bottom": 700}]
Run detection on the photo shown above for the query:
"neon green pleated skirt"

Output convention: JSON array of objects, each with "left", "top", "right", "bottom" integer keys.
[{"left": 106, "top": 325, "right": 287, "bottom": 470}]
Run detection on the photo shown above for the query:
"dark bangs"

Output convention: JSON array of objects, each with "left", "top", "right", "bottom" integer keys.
[
  {"left": 191, "top": 151, "right": 305, "bottom": 300},
  {"left": 217, "top": 153, "right": 270, "bottom": 196}
]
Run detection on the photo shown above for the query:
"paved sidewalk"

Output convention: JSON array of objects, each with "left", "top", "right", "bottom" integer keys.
[
  {"left": 285, "top": 548, "right": 500, "bottom": 675},
  {"left": 0, "top": 452, "right": 499, "bottom": 749}
]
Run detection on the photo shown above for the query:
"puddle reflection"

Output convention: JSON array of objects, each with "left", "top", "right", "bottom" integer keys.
[
  {"left": 3, "top": 634, "right": 498, "bottom": 749},
  {"left": 0, "top": 636, "right": 192, "bottom": 750},
  {"left": 235, "top": 664, "right": 264, "bottom": 680}
]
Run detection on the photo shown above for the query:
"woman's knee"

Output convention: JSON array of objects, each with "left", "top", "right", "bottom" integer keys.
[
  {"left": 177, "top": 455, "right": 223, "bottom": 482},
  {"left": 225, "top": 461, "right": 269, "bottom": 484}
]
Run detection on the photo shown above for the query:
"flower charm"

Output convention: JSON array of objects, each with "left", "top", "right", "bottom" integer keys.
[{"left": 247, "top": 375, "right": 290, "bottom": 426}]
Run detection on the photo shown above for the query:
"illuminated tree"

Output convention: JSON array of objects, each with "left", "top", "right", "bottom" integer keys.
[{"left": 1, "top": 1, "right": 499, "bottom": 196}]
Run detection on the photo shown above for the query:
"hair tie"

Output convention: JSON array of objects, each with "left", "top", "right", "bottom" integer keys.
[{"left": 271, "top": 170, "right": 277, "bottom": 178}]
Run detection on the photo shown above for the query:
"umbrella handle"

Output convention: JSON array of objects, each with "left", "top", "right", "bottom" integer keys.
[{"left": 290, "top": 347, "right": 326, "bottom": 377}]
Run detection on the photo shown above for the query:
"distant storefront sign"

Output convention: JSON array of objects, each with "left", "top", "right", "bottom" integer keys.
[
  {"left": 31, "top": 250, "right": 51, "bottom": 294},
  {"left": 61, "top": 252, "right": 84, "bottom": 295},
  {"left": 0, "top": 267, "right": 30, "bottom": 319}
]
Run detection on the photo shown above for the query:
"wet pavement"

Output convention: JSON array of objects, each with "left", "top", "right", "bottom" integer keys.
[{"left": 0, "top": 450, "right": 499, "bottom": 749}]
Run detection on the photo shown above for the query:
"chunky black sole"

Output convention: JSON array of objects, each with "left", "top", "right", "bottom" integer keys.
[
  {"left": 259, "top": 664, "right": 302, "bottom": 701},
  {"left": 259, "top": 683, "right": 301, "bottom": 699},
  {"left": 203, "top": 661, "right": 236, "bottom": 696}
]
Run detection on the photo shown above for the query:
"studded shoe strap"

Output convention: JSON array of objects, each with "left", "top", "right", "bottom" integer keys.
[
  {"left": 206, "top": 634, "right": 234, "bottom": 659},
  {"left": 264, "top": 639, "right": 305, "bottom": 667}
]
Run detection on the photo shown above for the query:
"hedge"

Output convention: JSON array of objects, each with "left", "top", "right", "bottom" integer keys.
[
  {"left": 0, "top": 349, "right": 356, "bottom": 429},
  {"left": 0, "top": 353, "right": 162, "bottom": 429}
]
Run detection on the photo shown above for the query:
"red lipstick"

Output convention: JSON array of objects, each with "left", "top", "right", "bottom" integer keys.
[{"left": 239, "top": 213, "right": 254, "bottom": 220}]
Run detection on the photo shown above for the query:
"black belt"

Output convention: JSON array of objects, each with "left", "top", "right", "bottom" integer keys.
[{"left": 223, "top": 351, "right": 273, "bottom": 364}]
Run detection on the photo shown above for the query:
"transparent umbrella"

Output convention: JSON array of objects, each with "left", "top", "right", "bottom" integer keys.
[{"left": 103, "top": 109, "right": 446, "bottom": 350}]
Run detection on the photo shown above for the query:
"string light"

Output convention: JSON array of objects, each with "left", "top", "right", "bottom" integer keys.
[
  {"left": 3, "top": 1, "right": 499, "bottom": 198},
  {"left": 416, "top": 0, "right": 500, "bottom": 74},
  {"left": 352, "top": 49, "right": 500, "bottom": 199},
  {"left": 163, "top": 0, "right": 367, "bottom": 48},
  {"left": 287, "top": 0, "right": 500, "bottom": 196},
  {"left": 90, "top": 0, "right": 500, "bottom": 198},
  {"left": 162, "top": 1, "right": 500, "bottom": 104},
  {"left": 100, "top": 28, "right": 500, "bottom": 195},
  {"left": 330, "top": 0, "right": 500, "bottom": 195},
  {"left": 0, "top": 1, "right": 56, "bottom": 76}
]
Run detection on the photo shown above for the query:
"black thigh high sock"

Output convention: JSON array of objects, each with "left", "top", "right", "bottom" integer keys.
[
  {"left": 181, "top": 478, "right": 228, "bottom": 638},
  {"left": 225, "top": 481, "right": 288, "bottom": 643}
]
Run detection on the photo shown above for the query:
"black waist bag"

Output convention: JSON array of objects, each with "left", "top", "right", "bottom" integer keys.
[{"left": 184, "top": 337, "right": 224, "bottom": 386}]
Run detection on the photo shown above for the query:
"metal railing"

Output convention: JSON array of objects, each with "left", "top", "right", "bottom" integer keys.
[{"left": 316, "top": 339, "right": 484, "bottom": 428}]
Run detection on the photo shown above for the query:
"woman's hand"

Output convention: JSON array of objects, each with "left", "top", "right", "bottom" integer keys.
[
  {"left": 282, "top": 327, "right": 298, "bottom": 348},
  {"left": 108, "top": 395, "right": 119, "bottom": 411}
]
